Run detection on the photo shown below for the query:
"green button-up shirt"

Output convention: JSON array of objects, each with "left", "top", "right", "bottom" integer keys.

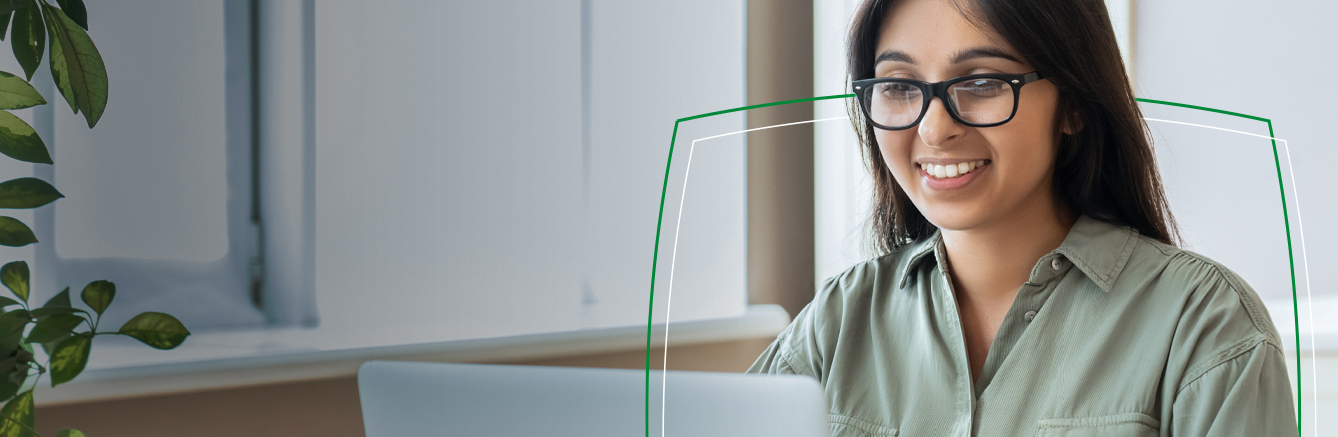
[{"left": 747, "top": 215, "right": 1296, "bottom": 436}]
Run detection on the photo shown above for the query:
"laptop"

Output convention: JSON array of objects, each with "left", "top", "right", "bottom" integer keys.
[{"left": 358, "top": 361, "right": 829, "bottom": 437}]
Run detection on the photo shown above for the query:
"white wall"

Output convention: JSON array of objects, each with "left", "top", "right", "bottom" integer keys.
[
  {"left": 311, "top": 0, "right": 747, "bottom": 347},
  {"left": 1135, "top": 0, "right": 1338, "bottom": 431},
  {"left": 813, "top": 0, "right": 868, "bottom": 285},
  {"left": 1135, "top": 1, "right": 1333, "bottom": 300}
]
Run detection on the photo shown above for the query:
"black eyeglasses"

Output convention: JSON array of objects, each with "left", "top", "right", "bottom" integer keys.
[{"left": 851, "top": 72, "right": 1046, "bottom": 130}]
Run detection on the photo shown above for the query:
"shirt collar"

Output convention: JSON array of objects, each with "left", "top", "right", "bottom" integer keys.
[
  {"left": 897, "top": 232, "right": 943, "bottom": 290},
  {"left": 895, "top": 215, "right": 1138, "bottom": 292},
  {"left": 1052, "top": 215, "right": 1139, "bottom": 292}
]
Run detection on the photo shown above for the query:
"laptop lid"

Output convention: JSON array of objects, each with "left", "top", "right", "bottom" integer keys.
[{"left": 358, "top": 361, "right": 829, "bottom": 437}]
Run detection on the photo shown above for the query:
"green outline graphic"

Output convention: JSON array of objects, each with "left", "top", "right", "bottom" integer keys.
[
  {"left": 1137, "top": 98, "right": 1300, "bottom": 437},
  {"left": 643, "top": 95, "right": 1304, "bottom": 437}
]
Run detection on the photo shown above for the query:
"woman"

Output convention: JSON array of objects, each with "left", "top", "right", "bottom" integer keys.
[{"left": 746, "top": 0, "right": 1297, "bottom": 435}]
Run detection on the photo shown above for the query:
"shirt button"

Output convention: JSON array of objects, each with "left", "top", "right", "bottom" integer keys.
[
  {"left": 1051, "top": 258, "right": 1063, "bottom": 271},
  {"left": 1024, "top": 310, "right": 1037, "bottom": 322}
]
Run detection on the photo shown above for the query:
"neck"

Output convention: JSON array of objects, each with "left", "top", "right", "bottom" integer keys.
[{"left": 940, "top": 196, "right": 1076, "bottom": 307}]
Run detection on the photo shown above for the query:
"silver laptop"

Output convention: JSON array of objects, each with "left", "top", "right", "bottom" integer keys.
[{"left": 358, "top": 361, "right": 829, "bottom": 437}]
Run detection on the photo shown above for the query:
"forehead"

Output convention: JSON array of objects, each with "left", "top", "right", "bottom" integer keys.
[{"left": 875, "top": 0, "right": 1014, "bottom": 64}]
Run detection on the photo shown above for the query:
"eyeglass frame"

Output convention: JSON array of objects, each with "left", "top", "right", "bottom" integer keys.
[{"left": 851, "top": 71, "right": 1046, "bottom": 130}]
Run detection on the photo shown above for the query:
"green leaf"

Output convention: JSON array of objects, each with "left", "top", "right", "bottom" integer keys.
[
  {"left": 0, "top": 310, "right": 29, "bottom": 359},
  {"left": 0, "top": 111, "right": 49, "bottom": 164},
  {"left": 28, "top": 306, "right": 81, "bottom": 320},
  {"left": 0, "top": 177, "right": 62, "bottom": 209},
  {"left": 0, "top": 262, "right": 25, "bottom": 303},
  {"left": 0, "top": 389, "right": 32, "bottom": 437},
  {"left": 119, "top": 312, "right": 189, "bottom": 350},
  {"left": 40, "top": 287, "right": 69, "bottom": 308},
  {"left": 0, "top": 11, "right": 11, "bottom": 42},
  {"left": 0, "top": 378, "right": 15, "bottom": 405},
  {"left": 48, "top": 333, "right": 87, "bottom": 386},
  {"left": 33, "top": 289, "right": 84, "bottom": 337},
  {"left": 0, "top": 298, "right": 16, "bottom": 309},
  {"left": 0, "top": 311, "right": 28, "bottom": 339},
  {"left": 0, "top": 71, "right": 44, "bottom": 110},
  {"left": 25, "top": 313, "right": 80, "bottom": 344},
  {"left": 0, "top": 217, "right": 34, "bottom": 247},
  {"left": 37, "top": 333, "right": 64, "bottom": 359},
  {"left": 43, "top": 4, "right": 104, "bottom": 128},
  {"left": 9, "top": 1, "right": 41, "bottom": 82},
  {"left": 0, "top": 310, "right": 29, "bottom": 333},
  {"left": 80, "top": 280, "right": 112, "bottom": 315},
  {"left": 5, "top": 344, "right": 33, "bottom": 389},
  {"left": 0, "top": 1, "right": 29, "bottom": 17},
  {"left": 52, "top": 0, "right": 82, "bottom": 31},
  {"left": 0, "top": 327, "right": 26, "bottom": 402},
  {"left": 31, "top": 288, "right": 84, "bottom": 318},
  {"left": 56, "top": 430, "right": 87, "bottom": 437}
]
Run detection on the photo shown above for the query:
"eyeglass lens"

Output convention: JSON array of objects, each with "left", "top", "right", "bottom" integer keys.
[{"left": 864, "top": 78, "right": 1016, "bottom": 129}]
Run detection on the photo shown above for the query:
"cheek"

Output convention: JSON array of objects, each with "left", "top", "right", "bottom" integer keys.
[
  {"left": 985, "top": 97, "right": 1062, "bottom": 178},
  {"left": 874, "top": 130, "right": 917, "bottom": 182},
  {"left": 1013, "top": 90, "right": 1062, "bottom": 157},
  {"left": 977, "top": 129, "right": 1055, "bottom": 194}
]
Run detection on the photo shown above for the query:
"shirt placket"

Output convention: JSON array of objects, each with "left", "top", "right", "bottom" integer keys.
[
  {"left": 972, "top": 254, "right": 1069, "bottom": 397},
  {"left": 929, "top": 241, "right": 977, "bottom": 437},
  {"left": 931, "top": 246, "right": 1071, "bottom": 436}
]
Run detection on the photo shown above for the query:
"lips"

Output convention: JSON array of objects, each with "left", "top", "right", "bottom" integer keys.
[
  {"left": 915, "top": 159, "right": 990, "bottom": 191},
  {"left": 918, "top": 160, "right": 987, "bottom": 179}
]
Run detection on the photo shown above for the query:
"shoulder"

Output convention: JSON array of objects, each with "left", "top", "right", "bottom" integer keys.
[
  {"left": 813, "top": 241, "right": 926, "bottom": 308},
  {"left": 1124, "top": 234, "right": 1281, "bottom": 345},
  {"left": 763, "top": 242, "right": 928, "bottom": 377},
  {"left": 788, "top": 241, "right": 928, "bottom": 338},
  {"left": 1119, "top": 233, "right": 1286, "bottom": 389}
]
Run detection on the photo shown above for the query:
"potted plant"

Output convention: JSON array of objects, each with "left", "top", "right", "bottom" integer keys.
[{"left": 0, "top": 1, "right": 189, "bottom": 436}]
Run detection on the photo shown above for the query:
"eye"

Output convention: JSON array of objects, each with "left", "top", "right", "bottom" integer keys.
[
  {"left": 954, "top": 79, "right": 1008, "bottom": 97},
  {"left": 878, "top": 82, "right": 919, "bottom": 99}
]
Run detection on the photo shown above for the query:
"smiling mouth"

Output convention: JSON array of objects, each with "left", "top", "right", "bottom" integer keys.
[{"left": 918, "top": 160, "right": 989, "bottom": 180}]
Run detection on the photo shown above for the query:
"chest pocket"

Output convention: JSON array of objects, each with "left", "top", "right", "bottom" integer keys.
[
  {"left": 829, "top": 414, "right": 898, "bottom": 437},
  {"left": 1036, "top": 413, "right": 1159, "bottom": 437}
]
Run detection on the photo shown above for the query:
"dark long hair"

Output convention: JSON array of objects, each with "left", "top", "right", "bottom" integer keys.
[{"left": 847, "top": 0, "right": 1178, "bottom": 254}]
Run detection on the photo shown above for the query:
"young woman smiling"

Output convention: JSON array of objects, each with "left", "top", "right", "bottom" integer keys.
[{"left": 747, "top": 0, "right": 1297, "bottom": 436}]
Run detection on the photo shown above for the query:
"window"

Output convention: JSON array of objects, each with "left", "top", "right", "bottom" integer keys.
[
  {"left": 4, "top": 0, "right": 749, "bottom": 360},
  {"left": 23, "top": 0, "right": 265, "bottom": 332}
]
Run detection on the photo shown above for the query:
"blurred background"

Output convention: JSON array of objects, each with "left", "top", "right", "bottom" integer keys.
[{"left": 0, "top": 0, "right": 1328, "bottom": 436}]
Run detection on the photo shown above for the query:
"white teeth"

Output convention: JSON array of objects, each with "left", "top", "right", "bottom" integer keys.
[{"left": 922, "top": 160, "right": 988, "bottom": 179}]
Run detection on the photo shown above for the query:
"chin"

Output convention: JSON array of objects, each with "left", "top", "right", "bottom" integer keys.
[{"left": 917, "top": 207, "right": 992, "bottom": 233}]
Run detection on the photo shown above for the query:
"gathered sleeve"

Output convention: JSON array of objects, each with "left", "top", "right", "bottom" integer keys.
[
  {"left": 746, "top": 271, "right": 855, "bottom": 383},
  {"left": 1160, "top": 251, "right": 1298, "bottom": 436},
  {"left": 1170, "top": 340, "right": 1296, "bottom": 436}
]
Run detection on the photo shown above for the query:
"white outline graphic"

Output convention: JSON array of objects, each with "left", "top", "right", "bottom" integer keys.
[
  {"left": 660, "top": 116, "right": 847, "bottom": 437},
  {"left": 1143, "top": 118, "right": 1316, "bottom": 434},
  {"left": 658, "top": 116, "right": 1316, "bottom": 436}
]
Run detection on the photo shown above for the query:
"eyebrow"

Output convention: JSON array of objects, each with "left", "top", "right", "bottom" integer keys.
[{"left": 874, "top": 46, "right": 1022, "bottom": 66}]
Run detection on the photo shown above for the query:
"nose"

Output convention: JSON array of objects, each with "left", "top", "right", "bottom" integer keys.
[{"left": 917, "top": 98, "right": 965, "bottom": 148}]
